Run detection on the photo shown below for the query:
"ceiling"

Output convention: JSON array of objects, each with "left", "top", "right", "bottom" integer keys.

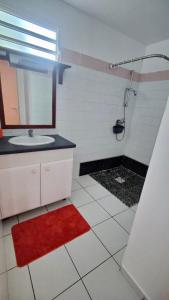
[{"left": 63, "top": 0, "right": 169, "bottom": 45}]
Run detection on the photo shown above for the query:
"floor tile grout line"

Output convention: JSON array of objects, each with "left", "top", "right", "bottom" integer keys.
[
  {"left": 5, "top": 245, "right": 125, "bottom": 285},
  {"left": 65, "top": 228, "right": 127, "bottom": 280},
  {"left": 90, "top": 227, "right": 127, "bottom": 269},
  {"left": 95, "top": 198, "right": 130, "bottom": 218},
  {"left": 0, "top": 270, "right": 7, "bottom": 276},
  {"left": 81, "top": 256, "right": 113, "bottom": 280},
  {"left": 0, "top": 265, "right": 16, "bottom": 276},
  {"left": 91, "top": 228, "right": 113, "bottom": 257},
  {"left": 5, "top": 178, "right": 135, "bottom": 299},
  {"left": 64, "top": 244, "right": 82, "bottom": 278},
  {"left": 91, "top": 227, "right": 127, "bottom": 266},
  {"left": 75, "top": 177, "right": 99, "bottom": 190},
  {"left": 83, "top": 180, "right": 134, "bottom": 212},
  {"left": 112, "top": 244, "right": 127, "bottom": 257},
  {"left": 52, "top": 279, "right": 81, "bottom": 300},
  {"left": 72, "top": 199, "right": 96, "bottom": 209},
  {"left": 81, "top": 278, "right": 93, "bottom": 300},
  {"left": 64, "top": 245, "right": 93, "bottom": 300},
  {"left": 64, "top": 242, "right": 125, "bottom": 300},
  {"left": 91, "top": 216, "right": 112, "bottom": 228},
  {"left": 72, "top": 184, "right": 135, "bottom": 231},
  {"left": 3, "top": 257, "right": 115, "bottom": 300},
  {"left": 112, "top": 217, "right": 130, "bottom": 234},
  {"left": 6, "top": 238, "right": 126, "bottom": 300},
  {"left": 7, "top": 266, "right": 17, "bottom": 272},
  {"left": 111, "top": 254, "right": 122, "bottom": 268},
  {"left": 93, "top": 199, "right": 115, "bottom": 217},
  {"left": 28, "top": 265, "right": 36, "bottom": 300},
  {"left": 92, "top": 226, "right": 127, "bottom": 259},
  {"left": 84, "top": 187, "right": 113, "bottom": 203},
  {"left": 82, "top": 186, "right": 113, "bottom": 217}
]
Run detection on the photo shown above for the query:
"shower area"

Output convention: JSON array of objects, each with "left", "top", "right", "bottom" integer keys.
[{"left": 85, "top": 54, "right": 169, "bottom": 209}]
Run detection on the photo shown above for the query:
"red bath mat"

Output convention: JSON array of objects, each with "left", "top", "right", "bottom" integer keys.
[{"left": 12, "top": 204, "right": 90, "bottom": 267}]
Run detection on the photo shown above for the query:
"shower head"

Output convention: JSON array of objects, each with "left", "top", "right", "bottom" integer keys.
[
  {"left": 123, "top": 87, "right": 137, "bottom": 107},
  {"left": 127, "top": 87, "right": 137, "bottom": 96}
]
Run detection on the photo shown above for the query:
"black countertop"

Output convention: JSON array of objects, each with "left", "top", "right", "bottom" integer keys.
[{"left": 0, "top": 135, "right": 76, "bottom": 155}]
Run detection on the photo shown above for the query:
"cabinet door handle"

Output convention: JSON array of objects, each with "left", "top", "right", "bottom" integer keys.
[
  {"left": 45, "top": 167, "right": 50, "bottom": 172},
  {"left": 32, "top": 169, "right": 37, "bottom": 174}
]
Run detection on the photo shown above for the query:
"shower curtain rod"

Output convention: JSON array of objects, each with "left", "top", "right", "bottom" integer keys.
[{"left": 109, "top": 53, "right": 169, "bottom": 68}]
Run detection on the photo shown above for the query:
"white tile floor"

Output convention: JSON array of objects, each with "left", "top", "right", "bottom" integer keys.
[{"left": 2, "top": 175, "right": 142, "bottom": 300}]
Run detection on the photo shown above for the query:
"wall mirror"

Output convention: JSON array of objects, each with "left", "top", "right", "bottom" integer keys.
[{"left": 0, "top": 53, "right": 57, "bottom": 128}]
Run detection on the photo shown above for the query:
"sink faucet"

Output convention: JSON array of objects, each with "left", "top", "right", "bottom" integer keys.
[{"left": 28, "top": 129, "right": 34, "bottom": 137}]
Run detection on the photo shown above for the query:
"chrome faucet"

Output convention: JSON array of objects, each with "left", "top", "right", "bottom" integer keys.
[{"left": 28, "top": 129, "right": 34, "bottom": 137}]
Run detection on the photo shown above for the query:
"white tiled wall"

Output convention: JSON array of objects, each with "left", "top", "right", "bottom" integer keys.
[
  {"left": 124, "top": 37, "right": 169, "bottom": 165},
  {"left": 125, "top": 80, "right": 169, "bottom": 164},
  {"left": 57, "top": 65, "right": 137, "bottom": 176}
]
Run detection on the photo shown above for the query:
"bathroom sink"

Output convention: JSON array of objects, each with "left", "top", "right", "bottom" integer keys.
[{"left": 9, "top": 135, "right": 55, "bottom": 146}]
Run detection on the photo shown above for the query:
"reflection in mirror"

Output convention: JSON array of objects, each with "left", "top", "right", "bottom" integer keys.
[{"left": 0, "top": 56, "right": 56, "bottom": 128}]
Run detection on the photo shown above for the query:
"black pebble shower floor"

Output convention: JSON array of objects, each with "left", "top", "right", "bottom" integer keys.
[{"left": 90, "top": 165, "right": 145, "bottom": 207}]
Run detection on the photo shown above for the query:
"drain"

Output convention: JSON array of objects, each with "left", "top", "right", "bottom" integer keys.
[{"left": 115, "top": 177, "right": 125, "bottom": 184}]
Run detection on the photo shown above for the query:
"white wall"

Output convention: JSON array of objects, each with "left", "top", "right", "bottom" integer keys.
[
  {"left": 125, "top": 80, "right": 169, "bottom": 164},
  {"left": 125, "top": 39, "right": 169, "bottom": 165},
  {"left": 122, "top": 96, "right": 169, "bottom": 300},
  {"left": 0, "top": 0, "right": 145, "bottom": 67},
  {"left": 142, "top": 38, "right": 169, "bottom": 72},
  {"left": 0, "top": 0, "right": 145, "bottom": 176}
]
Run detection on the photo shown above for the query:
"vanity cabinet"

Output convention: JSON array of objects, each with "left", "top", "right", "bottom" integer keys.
[
  {"left": 41, "top": 159, "right": 73, "bottom": 206},
  {"left": 0, "top": 164, "right": 40, "bottom": 218},
  {"left": 0, "top": 149, "right": 73, "bottom": 219}
]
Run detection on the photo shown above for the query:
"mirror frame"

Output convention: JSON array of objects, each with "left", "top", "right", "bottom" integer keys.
[{"left": 0, "top": 59, "right": 57, "bottom": 129}]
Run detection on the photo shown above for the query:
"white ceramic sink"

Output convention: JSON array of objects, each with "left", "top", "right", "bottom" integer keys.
[{"left": 9, "top": 135, "right": 55, "bottom": 146}]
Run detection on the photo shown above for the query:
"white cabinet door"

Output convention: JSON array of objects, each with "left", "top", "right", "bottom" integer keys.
[
  {"left": 41, "top": 159, "right": 73, "bottom": 205},
  {"left": 0, "top": 164, "right": 40, "bottom": 218}
]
